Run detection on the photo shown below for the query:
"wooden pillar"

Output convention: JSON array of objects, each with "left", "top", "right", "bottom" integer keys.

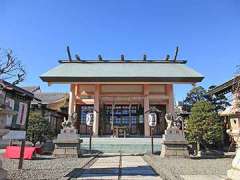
[
  {"left": 166, "top": 84, "right": 174, "bottom": 113},
  {"left": 68, "top": 84, "right": 75, "bottom": 116},
  {"left": 93, "top": 84, "right": 100, "bottom": 136},
  {"left": 73, "top": 84, "right": 78, "bottom": 112},
  {"left": 144, "top": 84, "right": 150, "bottom": 137}
]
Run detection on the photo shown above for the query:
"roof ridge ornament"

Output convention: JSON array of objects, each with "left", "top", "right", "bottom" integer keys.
[
  {"left": 143, "top": 54, "right": 147, "bottom": 61},
  {"left": 66, "top": 46, "right": 72, "bottom": 62},
  {"left": 174, "top": 46, "right": 179, "bottom": 62},
  {"left": 98, "top": 55, "right": 103, "bottom": 61},
  {"left": 165, "top": 54, "right": 170, "bottom": 61},
  {"left": 121, "top": 54, "right": 125, "bottom": 62},
  {"left": 59, "top": 46, "right": 187, "bottom": 64},
  {"left": 75, "top": 54, "right": 81, "bottom": 61}
]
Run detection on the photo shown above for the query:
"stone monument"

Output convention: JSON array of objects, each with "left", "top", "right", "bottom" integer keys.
[
  {"left": 53, "top": 113, "right": 82, "bottom": 158},
  {"left": 160, "top": 113, "right": 189, "bottom": 158}
]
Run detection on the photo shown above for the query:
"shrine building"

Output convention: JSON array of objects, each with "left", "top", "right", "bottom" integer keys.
[{"left": 40, "top": 52, "right": 204, "bottom": 137}]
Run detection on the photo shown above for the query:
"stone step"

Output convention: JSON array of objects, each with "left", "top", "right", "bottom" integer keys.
[{"left": 80, "top": 137, "right": 162, "bottom": 154}]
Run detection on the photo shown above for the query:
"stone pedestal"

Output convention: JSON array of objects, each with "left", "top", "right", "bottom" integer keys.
[
  {"left": 0, "top": 128, "right": 10, "bottom": 180},
  {"left": 227, "top": 145, "right": 240, "bottom": 179},
  {"left": 53, "top": 128, "right": 82, "bottom": 158},
  {"left": 227, "top": 129, "right": 240, "bottom": 180},
  {"left": 0, "top": 145, "right": 7, "bottom": 180},
  {"left": 0, "top": 161, "right": 7, "bottom": 180},
  {"left": 160, "top": 127, "right": 189, "bottom": 158}
]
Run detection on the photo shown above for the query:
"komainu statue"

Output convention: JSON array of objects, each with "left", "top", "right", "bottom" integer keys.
[
  {"left": 165, "top": 113, "right": 174, "bottom": 129},
  {"left": 53, "top": 112, "right": 82, "bottom": 158},
  {"left": 165, "top": 113, "right": 183, "bottom": 130},
  {"left": 161, "top": 112, "right": 189, "bottom": 158}
]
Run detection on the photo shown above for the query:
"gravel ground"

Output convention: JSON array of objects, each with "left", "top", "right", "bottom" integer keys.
[
  {"left": 143, "top": 154, "right": 233, "bottom": 180},
  {"left": 1, "top": 155, "right": 93, "bottom": 180},
  {"left": 1, "top": 153, "right": 233, "bottom": 180}
]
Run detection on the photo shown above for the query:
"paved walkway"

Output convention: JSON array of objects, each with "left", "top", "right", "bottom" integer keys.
[
  {"left": 180, "top": 175, "right": 226, "bottom": 180},
  {"left": 78, "top": 154, "right": 161, "bottom": 180}
]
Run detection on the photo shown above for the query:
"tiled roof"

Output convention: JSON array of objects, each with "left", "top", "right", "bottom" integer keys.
[
  {"left": 32, "top": 92, "right": 68, "bottom": 104},
  {"left": 22, "top": 86, "right": 68, "bottom": 104},
  {"left": 22, "top": 86, "right": 41, "bottom": 93},
  {"left": 0, "top": 80, "right": 34, "bottom": 99},
  {"left": 208, "top": 75, "right": 240, "bottom": 96}
]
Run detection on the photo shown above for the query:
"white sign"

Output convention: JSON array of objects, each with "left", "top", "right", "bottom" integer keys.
[
  {"left": 3, "top": 130, "right": 26, "bottom": 140},
  {"left": 148, "top": 113, "right": 157, "bottom": 127},
  {"left": 5, "top": 97, "right": 15, "bottom": 127},
  {"left": 86, "top": 113, "right": 94, "bottom": 126},
  {"left": 16, "top": 102, "right": 28, "bottom": 126}
]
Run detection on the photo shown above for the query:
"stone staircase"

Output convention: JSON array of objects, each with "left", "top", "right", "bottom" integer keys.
[{"left": 80, "top": 137, "right": 162, "bottom": 154}]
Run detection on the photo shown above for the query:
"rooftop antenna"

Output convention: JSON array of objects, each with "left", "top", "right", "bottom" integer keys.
[
  {"left": 121, "top": 54, "right": 125, "bottom": 62},
  {"left": 143, "top": 54, "right": 147, "bottom": 61},
  {"left": 173, "top": 46, "right": 179, "bottom": 62},
  {"left": 165, "top": 54, "right": 170, "bottom": 61},
  {"left": 98, "top": 55, "right": 103, "bottom": 61},
  {"left": 75, "top": 54, "right": 81, "bottom": 61},
  {"left": 67, "top": 46, "right": 72, "bottom": 62}
]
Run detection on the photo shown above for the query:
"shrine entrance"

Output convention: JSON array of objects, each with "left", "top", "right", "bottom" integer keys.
[
  {"left": 97, "top": 96, "right": 166, "bottom": 137},
  {"left": 75, "top": 95, "right": 167, "bottom": 137},
  {"left": 99, "top": 104, "right": 144, "bottom": 136},
  {"left": 99, "top": 96, "right": 144, "bottom": 137}
]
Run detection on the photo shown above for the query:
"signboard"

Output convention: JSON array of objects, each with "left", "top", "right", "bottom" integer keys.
[
  {"left": 0, "top": 90, "right": 6, "bottom": 105},
  {"left": 148, "top": 113, "right": 157, "bottom": 127},
  {"left": 86, "top": 113, "right": 94, "bottom": 126},
  {"left": 16, "top": 102, "right": 28, "bottom": 126},
  {"left": 3, "top": 130, "right": 26, "bottom": 140}
]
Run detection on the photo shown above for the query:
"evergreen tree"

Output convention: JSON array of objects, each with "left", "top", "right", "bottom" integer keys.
[
  {"left": 183, "top": 85, "right": 229, "bottom": 112},
  {"left": 183, "top": 86, "right": 206, "bottom": 111},
  {"left": 186, "top": 101, "right": 223, "bottom": 153},
  {"left": 206, "top": 85, "right": 230, "bottom": 112},
  {"left": 26, "top": 111, "right": 53, "bottom": 146}
]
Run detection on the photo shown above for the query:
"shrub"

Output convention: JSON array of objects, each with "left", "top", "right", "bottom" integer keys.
[{"left": 186, "top": 101, "right": 223, "bottom": 153}]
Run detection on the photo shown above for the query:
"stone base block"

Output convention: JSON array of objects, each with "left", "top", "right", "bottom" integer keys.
[
  {"left": 227, "top": 168, "right": 240, "bottom": 180},
  {"left": 161, "top": 128, "right": 189, "bottom": 158},
  {"left": 53, "top": 139, "right": 82, "bottom": 158},
  {"left": 160, "top": 142, "right": 189, "bottom": 158}
]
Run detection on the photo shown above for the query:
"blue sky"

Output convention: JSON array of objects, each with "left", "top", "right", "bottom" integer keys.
[{"left": 0, "top": 0, "right": 239, "bottom": 101}]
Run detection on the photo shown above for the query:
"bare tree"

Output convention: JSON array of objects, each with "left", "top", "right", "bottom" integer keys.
[{"left": 0, "top": 49, "right": 26, "bottom": 85}]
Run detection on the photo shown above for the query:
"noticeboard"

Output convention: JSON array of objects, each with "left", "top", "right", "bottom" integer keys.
[{"left": 3, "top": 130, "right": 26, "bottom": 140}]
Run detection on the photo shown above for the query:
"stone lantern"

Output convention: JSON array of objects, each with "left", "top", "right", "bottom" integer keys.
[
  {"left": 0, "top": 105, "right": 16, "bottom": 180},
  {"left": 221, "top": 92, "right": 240, "bottom": 180}
]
